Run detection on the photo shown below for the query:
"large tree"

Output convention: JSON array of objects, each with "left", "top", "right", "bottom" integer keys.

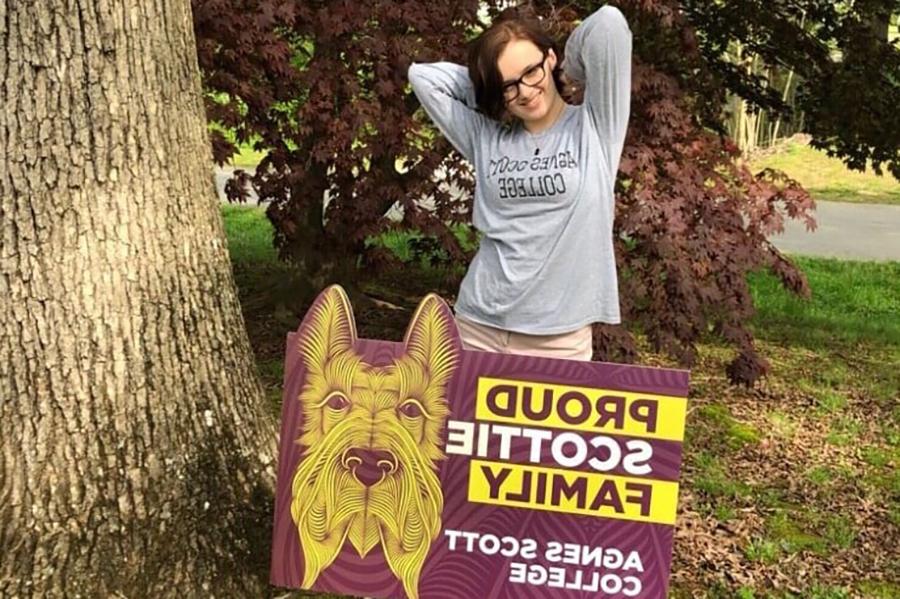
[{"left": 1, "top": 0, "right": 275, "bottom": 595}]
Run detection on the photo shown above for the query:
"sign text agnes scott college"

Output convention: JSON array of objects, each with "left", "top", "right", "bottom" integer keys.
[{"left": 270, "top": 286, "right": 689, "bottom": 599}]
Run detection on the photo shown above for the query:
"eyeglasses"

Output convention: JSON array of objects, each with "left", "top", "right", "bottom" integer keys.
[{"left": 501, "top": 49, "right": 549, "bottom": 103}]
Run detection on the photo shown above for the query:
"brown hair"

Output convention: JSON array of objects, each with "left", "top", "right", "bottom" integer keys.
[{"left": 467, "top": 7, "right": 565, "bottom": 122}]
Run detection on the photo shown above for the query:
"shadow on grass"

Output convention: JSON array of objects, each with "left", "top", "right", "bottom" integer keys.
[{"left": 748, "top": 256, "right": 900, "bottom": 350}]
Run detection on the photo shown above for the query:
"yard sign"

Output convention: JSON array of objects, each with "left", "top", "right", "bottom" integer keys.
[{"left": 270, "top": 285, "right": 690, "bottom": 599}]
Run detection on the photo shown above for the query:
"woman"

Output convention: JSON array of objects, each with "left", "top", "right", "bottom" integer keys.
[{"left": 408, "top": 5, "right": 632, "bottom": 361}]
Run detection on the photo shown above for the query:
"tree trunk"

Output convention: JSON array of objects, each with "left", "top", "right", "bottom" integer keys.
[
  {"left": 1, "top": 0, "right": 276, "bottom": 596},
  {"left": 865, "top": 11, "right": 890, "bottom": 42}
]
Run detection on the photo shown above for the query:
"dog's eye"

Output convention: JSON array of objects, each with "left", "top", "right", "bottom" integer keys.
[
  {"left": 326, "top": 392, "right": 350, "bottom": 410},
  {"left": 398, "top": 400, "right": 423, "bottom": 418}
]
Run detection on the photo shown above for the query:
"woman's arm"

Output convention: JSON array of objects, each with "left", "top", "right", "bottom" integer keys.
[
  {"left": 408, "top": 62, "right": 490, "bottom": 163},
  {"left": 563, "top": 5, "right": 633, "bottom": 177}
]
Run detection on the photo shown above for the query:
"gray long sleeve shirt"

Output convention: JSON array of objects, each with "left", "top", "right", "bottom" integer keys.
[{"left": 408, "top": 5, "right": 632, "bottom": 334}]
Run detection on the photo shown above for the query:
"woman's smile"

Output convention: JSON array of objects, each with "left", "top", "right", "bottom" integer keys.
[{"left": 520, "top": 90, "right": 543, "bottom": 110}]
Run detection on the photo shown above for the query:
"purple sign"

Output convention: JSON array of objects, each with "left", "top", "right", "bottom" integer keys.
[{"left": 271, "top": 286, "right": 689, "bottom": 598}]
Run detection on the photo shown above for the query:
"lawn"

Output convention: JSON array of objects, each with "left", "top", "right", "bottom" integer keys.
[
  {"left": 222, "top": 205, "right": 898, "bottom": 599},
  {"left": 230, "top": 144, "right": 267, "bottom": 168},
  {"left": 748, "top": 138, "right": 900, "bottom": 206},
  {"left": 749, "top": 257, "right": 900, "bottom": 350}
]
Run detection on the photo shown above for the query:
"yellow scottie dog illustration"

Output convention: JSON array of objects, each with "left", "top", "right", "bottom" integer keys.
[{"left": 290, "top": 286, "right": 460, "bottom": 599}]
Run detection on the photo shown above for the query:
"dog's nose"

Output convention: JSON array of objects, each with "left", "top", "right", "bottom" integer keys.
[{"left": 342, "top": 448, "right": 398, "bottom": 487}]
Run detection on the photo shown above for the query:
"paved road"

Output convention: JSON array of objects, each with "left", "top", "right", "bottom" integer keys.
[
  {"left": 215, "top": 166, "right": 260, "bottom": 204},
  {"left": 769, "top": 201, "right": 900, "bottom": 261},
  {"left": 215, "top": 167, "right": 900, "bottom": 261}
]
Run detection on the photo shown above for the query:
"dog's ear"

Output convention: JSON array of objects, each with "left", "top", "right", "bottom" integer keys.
[
  {"left": 402, "top": 294, "right": 461, "bottom": 391},
  {"left": 297, "top": 284, "right": 357, "bottom": 374}
]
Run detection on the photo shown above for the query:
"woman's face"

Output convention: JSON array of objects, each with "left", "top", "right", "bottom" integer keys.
[{"left": 497, "top": 38, "right": 559, "bottom": 124}]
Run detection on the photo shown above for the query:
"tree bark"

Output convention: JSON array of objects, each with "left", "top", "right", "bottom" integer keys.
[{"left": 1, "top": 0, "right": 276, "bottom": 596}]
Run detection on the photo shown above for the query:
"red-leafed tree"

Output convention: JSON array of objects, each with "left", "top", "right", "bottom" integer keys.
[
  {"left": 193, "top": 0, "right": 899, "bottom": 384},
  {"left": 194, "top": 0, "right": 482, "bottom": 297}
]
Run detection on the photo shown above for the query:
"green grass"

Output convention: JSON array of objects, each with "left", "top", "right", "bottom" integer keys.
[
  {"left": 805, "top": 466, "right": 837, "bottom": 486},
  {"left": 750, "top": 141, "right": 900, "bottom": 205},
  {"left": 744, "top": 538, "right": 781, "bottom": 564},
  {"left": 692, "top": 451, "right": 751, "bottom": 500},
  {"left": 759, "top": 508, "right": 857, "bottom": 557},
  {"left": 221, "top": 205, "right": 276, "bottom": 263},
  {"left": 767, "top": 411, "right": 797, "bottom": 437},
  {"left": 811, "top": 388, "right": 848, "bottom": 415},
  {"left": 231, "top": 144, "right": 267, "bottom": 168},
  {"left": 735, "top": 588, "right": 758, "bottom": 599},
  {"left": 696, "top": 403, "right": 761, "bottom": 449},
  {"left": 717, "top": 585, "right": 857, "bottom": 599},
  {"left": 822, "top": 515, "right": 856, "bottom": 550},
  {"left": 754, "top": 486, "right": 790, "bottom": 509},
  {"left": 766, "top": 510, "right": 829, "bottom": 555},
  {"left": 826, "top": 416, "right": 864, "bottom": 446},
  {"left": 861, "top": 446, "right": 892, "bottom": 468},
  {"left": 806, "top": 587, "right": 851, "bottom": 599},
  {"left": 713, "top": 504, "right": 737, "bottom": 522},
  {"left": 858, "top": 580, "right": 900, "bottom": 599},
  {"left": 748, "top": 256, "right": 900, "bottom": 349},
  {"left": 795, "top": 365, "right": 858, "bottom": 418},
  {"left": 861, "top": 440, "right": 899, "bottom": 501},
  {"left": 865, "top": 468, "right": 900, "bottom": 499}
]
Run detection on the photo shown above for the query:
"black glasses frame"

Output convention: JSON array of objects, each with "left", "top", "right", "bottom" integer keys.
[{"left": 501, "top": 48, "right": 550, "bottom": 103}]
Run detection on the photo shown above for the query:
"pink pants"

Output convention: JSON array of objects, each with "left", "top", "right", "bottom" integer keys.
[{"left": 455, "top": 315, "right": 593, "bottom": 361}]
